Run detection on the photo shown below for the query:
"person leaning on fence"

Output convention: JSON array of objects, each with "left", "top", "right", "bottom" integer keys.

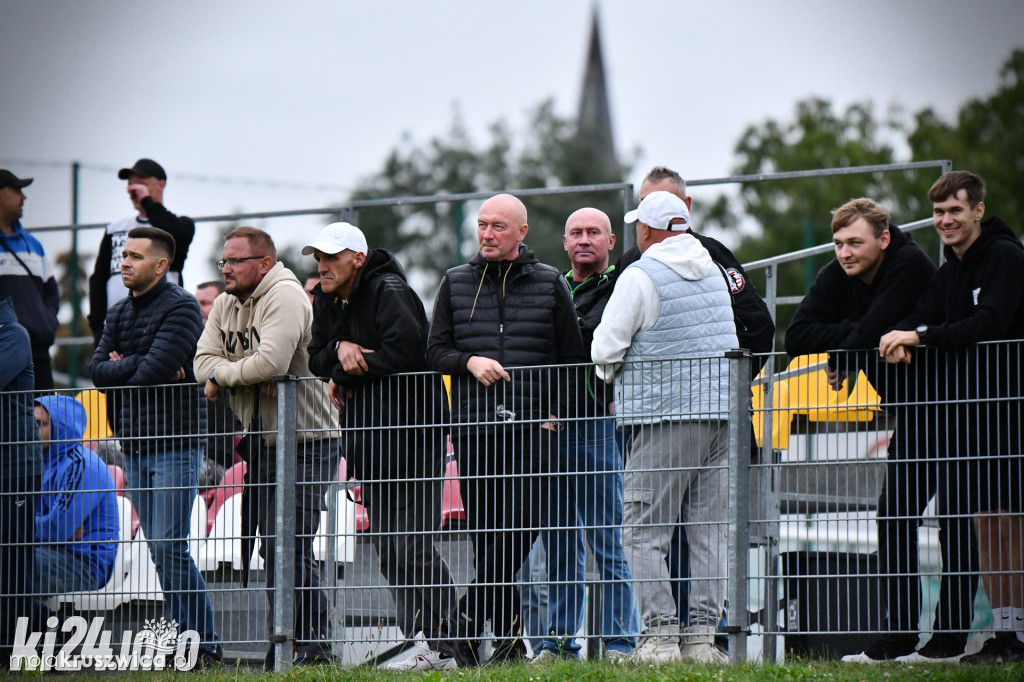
[
  {"left": 88, "top": 158, "right": 195, "bottom": 346},
  {"left": 0, "top": 169, "right": 60, "bottom": 390},
  {"left": 529, "top": 207, "right": 638, "bottom": 663},
  {"left": 427, "top": 193, "right": 588, "bottom": 666},
  {"left": 592, "top": 190, "right": 737, "bottom": 665},
  {"left": 879, "top": 171, "right": 1024, "bottom": 663},
  {"left": 304, "top": 222, "right": 460, "bottom": 672},
  {"left": 32, "top": 395, "right": 119, "bottom": 601},
  {"left": 193, "top": 280, "right": 242, "bottom": 472},
  {"left": 194, "top": 226, "right": 340, "bottom": 668},
  {"left": 0, "top": 297, "right": 44, "bottom": 661},
  {"left": 787, "top": 198, "right": 980, "bottom": 664},
  {"left": 89, "top": 226, "right": 222, "bottom": 666}
]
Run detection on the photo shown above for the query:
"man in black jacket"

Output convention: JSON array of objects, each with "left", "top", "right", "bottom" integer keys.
[
  {"left": 88, "top": 159, "right": 195, "bottom": 345},
  {"left": 427, "top": 194, "right": 588, "bottom": 664},
  {"left": 881, "top": 171, "right": 1024, "bottom": 662},
  {"left": 786, "top": 198, "right": 979, "bottom": 663},
  {"left": 90, "top": 226, "right": 221, "bottom": 667},
  {"left": 305, "top": 222, "right": 458, "bottom": 671}
]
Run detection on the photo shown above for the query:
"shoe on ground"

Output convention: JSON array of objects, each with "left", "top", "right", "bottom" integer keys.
[
  {"left": 897, "top": 633, "right": 966, "bottom": 663},
  {"left": 383, "top": 647, "right": 457, "bottom": 672},
  {"left": 489, "top": 638, "right": 527, "bottom": 664},
  {"left": 961, "top": 632, "right": 1024, "bottom": 664},
  {"left": 605, "top": 648, "right": 631, "bottom": 663},
  {"left": 631, "top": 626, "right": 682, "bottom": 664},
  {"left": 529, "top": 649, "right": 560, "bottom": 665},
  {"left": 194, "top": 644, "right": 223, "bottom": 670},
  {"left": 438, "top": 639, "right": 479, "bottom": 668},
  {"left": 293, "top": 643, "right": 335, "bottom": 666},
  {"left": 681, "top": 625, "right": 729, "bottom": 664},
  {"left": 841, "top": 633, "right": 918, "bottom": 663}
]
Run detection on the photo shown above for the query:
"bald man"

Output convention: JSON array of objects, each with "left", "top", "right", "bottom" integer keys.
[
  {"left": 428, "top": 194, "right": 588, "bottom": 665},
  {"left": 530, "top": 207, "right": 637, "bottom": 662}
]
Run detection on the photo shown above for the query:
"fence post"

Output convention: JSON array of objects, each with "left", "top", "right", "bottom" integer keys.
[
  {"left": 272, "top": 374, "right": 298, "bottom": 671},
  {"left": 725, "top": 350, "right": 751, "bottom": 662}
]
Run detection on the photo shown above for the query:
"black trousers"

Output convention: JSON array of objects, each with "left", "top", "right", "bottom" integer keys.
[
  {"left": 0, "top": 474, "right": 41, "bottom": 657},
  {"left": 362, "top": 479, "right": 457, "bottom": 644},
  {"left": 877, "top": 404, "right": 978, "bottom": 641},
  {"left": 454, "top": 426, "right": 551, "bottom": 642},
  {"left": 251, "top": 439, "right": 337, "bottom": 647}
]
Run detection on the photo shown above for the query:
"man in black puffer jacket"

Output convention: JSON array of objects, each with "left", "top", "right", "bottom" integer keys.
[
  {"left": 305, "top": 222, "right": 459, "bottom": 672},
  {"left": 90, "top": 226, "right": 221, "bottom": 666},
  {"left": 428, "top": 194, "right": 588, "bottom": 664}
]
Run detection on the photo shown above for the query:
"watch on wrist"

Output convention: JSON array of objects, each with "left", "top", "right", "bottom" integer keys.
[{"left": 915, "top": 324, "right": 929, "bottom": 344}]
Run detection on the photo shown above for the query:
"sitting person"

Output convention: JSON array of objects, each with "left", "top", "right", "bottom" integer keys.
[{"left": 34, "top": 395, "right": 119, "bottom": 597}]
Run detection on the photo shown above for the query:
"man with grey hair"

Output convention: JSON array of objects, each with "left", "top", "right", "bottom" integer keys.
[{"left": 593, "top": 191, "right": 736, "bottom": 664}]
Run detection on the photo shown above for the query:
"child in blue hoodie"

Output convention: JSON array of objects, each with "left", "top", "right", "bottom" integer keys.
[{"left": 33, "top": 395, "right": 119, "bottom": 596}]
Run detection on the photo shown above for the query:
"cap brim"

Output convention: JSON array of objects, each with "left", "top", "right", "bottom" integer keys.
[
  {"left": 12, "top": 178, "right": 33, "bottom": 189},
  {"left": 623, "top": 208, "right": 640, "bottom": 224},
  {"left": 301, "top": 242, "right": 343, "bottom": 256}
]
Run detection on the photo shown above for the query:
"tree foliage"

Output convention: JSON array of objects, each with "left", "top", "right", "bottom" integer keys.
[{"left": 345, "top": 101, "right": 633, "bottom": 296}]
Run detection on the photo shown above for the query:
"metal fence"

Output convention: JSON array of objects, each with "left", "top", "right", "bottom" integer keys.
[{"left": 2, "top": 343, "right": 1021, "bottom": 670}]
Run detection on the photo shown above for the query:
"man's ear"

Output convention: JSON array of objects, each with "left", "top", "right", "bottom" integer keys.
[
  {"left": 354, "top": 251, "right": 367, "bottom": 268},
  {"left": 879, "top": 229, "right": 891, "bottom": 250}
]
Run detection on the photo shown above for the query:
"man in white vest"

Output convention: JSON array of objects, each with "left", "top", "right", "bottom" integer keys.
[{"left": 592, "top": 191, "right": 737, "bottom": 665}]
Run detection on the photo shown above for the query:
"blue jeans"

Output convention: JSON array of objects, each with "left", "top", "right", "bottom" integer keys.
[
  {"left": 125, "top": 448, "right": 219, "bottom": 652},
  {"left": 34, "top": 546, "right": 100, "bottom": 595},
  {"left": 539, "top": 418, "right": 637, "bottom": 656}
]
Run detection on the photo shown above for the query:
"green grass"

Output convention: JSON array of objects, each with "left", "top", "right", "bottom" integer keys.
[{"left": 45, "top": 659, "right": 1024, "bottom": 681}]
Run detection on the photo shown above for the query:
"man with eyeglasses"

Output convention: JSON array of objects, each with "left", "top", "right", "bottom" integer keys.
[
  {"left": 88, "top": 158, "right": 195, "bottom": 345},
  {"left": 194, "top": 227, "right": 340, "bottom": 668}
]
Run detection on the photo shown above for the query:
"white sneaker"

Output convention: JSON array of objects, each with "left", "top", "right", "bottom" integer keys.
[
  {"left": 680, "top": 625, "right": 729, "bottom": 664},
  {"left": 605, "top": 649, "right": 631, "bottom": 664},
  {"left": 840, "top": 651, "right": 886, "bottom": 664},
  {"left": 631, "top": 626, "right": 682, "bottom": 664},
  {"left": 383, "top": 647, "right": 457, "bottom": 672},
  {"left": 529, "top": 650, "right": 560, "bottom": 665}
]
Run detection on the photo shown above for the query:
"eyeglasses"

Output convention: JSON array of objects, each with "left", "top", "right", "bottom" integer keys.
[{"left": 216, "top": 256, "right": 264, "bottom": 270}]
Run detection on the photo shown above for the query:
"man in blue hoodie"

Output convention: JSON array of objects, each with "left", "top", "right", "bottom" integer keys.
[
  {"left": 0, "top": 170, "right": 60, "bottom": 390},
  {"left": 33, "top": 395, "right": 119, "bottom": 598}
]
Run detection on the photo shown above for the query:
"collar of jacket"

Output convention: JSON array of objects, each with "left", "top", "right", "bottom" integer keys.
[{"left": 128, "top": 275, "right": 170, "bottom": 307}]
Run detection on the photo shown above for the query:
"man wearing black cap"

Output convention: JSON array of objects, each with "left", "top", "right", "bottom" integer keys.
[
  {"left": 87, "top": 158, "right": 195, "bottom": 344},
  {"left": 0, "top": 169, "right": 60, "bottom": 390}
]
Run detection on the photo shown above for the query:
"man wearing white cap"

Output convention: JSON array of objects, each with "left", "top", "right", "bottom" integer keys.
[
  {"left": 592, "top": 191, "right": 738, "bottom": 664},
  {"left": 194, "top": 226, "right": 340, "bottom": 668},
  {"left": 304, "top": 223, "right": 459, "bottom": 671}
]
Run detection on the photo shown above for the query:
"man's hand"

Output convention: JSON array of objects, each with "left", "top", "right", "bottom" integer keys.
[
  {"left": 127, "top": 183, "right": 150, "bottom": 204},
  {"left": 879, "top": 329, "right": 920, "bottom": 364},
  {"left": 260, "top": 381, "right": 278, "bottom": 399},
  {"left": 172, "top": 367, "right": 187, "bottom": 382},
  {"left": 467, "top": 356, "right": 511, "bottom": 387},
  {"left": 205, "top": 379, "right": 222, "bottom": 402},
  {"left": 826, "top": 367, "right": 847, "bottom": 391},
  {"left": 337, "top": 341, "right": 375, "bottom": 376},
  {"left": 108, "top": 350, "right": 124, "bottom": 362},
  {"left": 327, "top": 378, "right": 345, "bottom": 410}
]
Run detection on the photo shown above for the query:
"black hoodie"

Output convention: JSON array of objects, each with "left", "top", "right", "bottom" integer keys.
[{"left": 308, "top": 248, "right": 446, "bottom": 481}]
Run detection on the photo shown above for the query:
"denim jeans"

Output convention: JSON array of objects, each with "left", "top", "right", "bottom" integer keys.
[
  {"left": 34, "top": 546, "right": 101, "bottom": 595},
  {"left": 539, "top": 418, "right": 637, "bottom": 656},
  {"left": 125, "top": 448, "right": 219, "bottom": 652}
]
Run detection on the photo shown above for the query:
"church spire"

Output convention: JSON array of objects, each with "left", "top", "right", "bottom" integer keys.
[{"left": 577, "top": 4, "right": 617, "bottom": 174}]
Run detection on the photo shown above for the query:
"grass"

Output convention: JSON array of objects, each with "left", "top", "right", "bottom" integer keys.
[{"left": 49, "top": 658, "right": 1024, "bottom": 682}]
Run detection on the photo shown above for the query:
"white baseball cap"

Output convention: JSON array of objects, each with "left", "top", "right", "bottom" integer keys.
[
  {"left": 623, "top": 190, "right": 691, "bottom": 231},
  {"left": 301, "top": 222, "right": 368, "bottom": 256}
]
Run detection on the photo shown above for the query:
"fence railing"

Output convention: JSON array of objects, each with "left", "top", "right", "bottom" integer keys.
[{"left": 2, "top": 342, "right": 1020, "bottom": 670}]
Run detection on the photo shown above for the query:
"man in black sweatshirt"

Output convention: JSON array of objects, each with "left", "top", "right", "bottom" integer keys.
[
  {"left": 88, "top": 158, "right": 195, "bottom": 344},
  {"left": 881, "top": 171, "right": 1024, "bottom": 662},
  {"left": 787, "top": 197, "right": 979, "bottom": 663}
]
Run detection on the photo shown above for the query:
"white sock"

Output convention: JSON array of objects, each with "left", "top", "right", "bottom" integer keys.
[{"left": 992, "top": 606, "right": 1014, "bottom": 631}]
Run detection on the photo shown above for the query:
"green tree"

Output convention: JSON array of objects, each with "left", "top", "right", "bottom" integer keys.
[
  {"left": 907, "top": 49, "right": 1024, "bottom": 232},
  {"left": 345, "top": 101, "right": 633, "bottom": 293}
]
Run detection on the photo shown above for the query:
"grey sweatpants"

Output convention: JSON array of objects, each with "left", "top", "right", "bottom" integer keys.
[{"left": 621, "top": 420, "right": 729, "bottom": 630}]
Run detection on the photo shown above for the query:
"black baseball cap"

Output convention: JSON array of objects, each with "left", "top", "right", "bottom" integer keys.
[
  {"left": 0, "top": 170, "right": 33, "bottom": 191},
  {"left": 118, "top": 158, "right": 167, "bottom": 181}
]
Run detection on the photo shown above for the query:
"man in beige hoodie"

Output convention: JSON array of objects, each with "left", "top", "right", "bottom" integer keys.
[{"left": 194, "top": 227, "right": 340, "bottom": 668}]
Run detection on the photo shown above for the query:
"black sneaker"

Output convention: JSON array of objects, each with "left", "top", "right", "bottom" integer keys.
[
  {"left": 961, "top": 632, "right": 1024, "bottom": 664},
  {"left": 294, "top": 643, "right": 335, "bottom": 666},
  {"left": 193, "top": 644, "right": 223, "bottom": 671},
  {"left": 442, "top": 639, "right": 480, "bottom": 668},
  {"left": 840, "top": 633, "right": 918, "bottom": 663},
  {"left": 897, "top": 632, "right": 966, "bottom": 663},
  {"left": 489, "top": 638, "right": 527, "bottom": 665}
]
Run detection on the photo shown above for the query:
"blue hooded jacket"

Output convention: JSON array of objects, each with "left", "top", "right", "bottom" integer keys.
[{"left": 34, "top": 395, "right": 119, "bottom": 587}]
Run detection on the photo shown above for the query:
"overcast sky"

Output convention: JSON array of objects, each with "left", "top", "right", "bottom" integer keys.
[{"left": 2, "top": 0, "right": 1022, "bottom": 288}]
